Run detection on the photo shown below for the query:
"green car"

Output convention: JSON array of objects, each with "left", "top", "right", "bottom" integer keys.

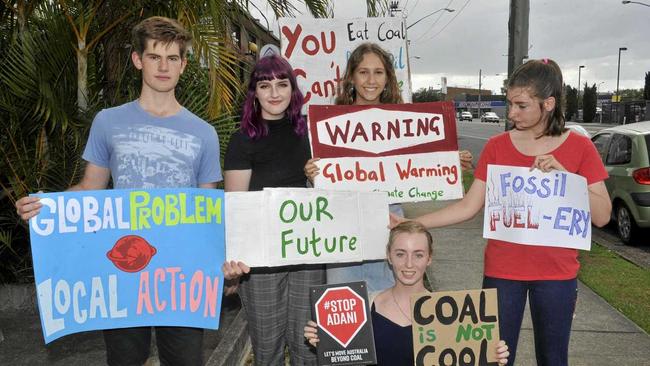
[{"left": 591, "top": 121, "right": 650, "bottom": 244}]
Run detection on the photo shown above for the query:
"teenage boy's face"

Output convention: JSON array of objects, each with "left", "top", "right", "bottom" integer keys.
[{"left": 132, "top": 39, "right": 187, "bottom": 94}]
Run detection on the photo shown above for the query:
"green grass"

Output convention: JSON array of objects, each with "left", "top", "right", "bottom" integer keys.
[{"left": 579, "top": 243, "right": 650, "bottom": 333}]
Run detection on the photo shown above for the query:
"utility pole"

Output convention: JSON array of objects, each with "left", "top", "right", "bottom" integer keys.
[
  {"left": 506, "top": 0, "right": 529, "bottom": 130},
  {"left": 478, "top": 69, "right": 482, "bottom": 119}
]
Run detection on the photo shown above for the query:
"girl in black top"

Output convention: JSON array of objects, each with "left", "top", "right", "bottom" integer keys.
[{"left": 222, "top": 55, "right": 324, "bottom": 365}]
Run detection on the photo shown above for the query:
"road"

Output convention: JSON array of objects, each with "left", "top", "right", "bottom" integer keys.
[{"left": 456, "top": 119, "right": 650, "bottom": 269}]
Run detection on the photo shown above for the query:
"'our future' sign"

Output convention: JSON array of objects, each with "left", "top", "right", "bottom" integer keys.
[
  {"left": 29, "top": 189, "right": 225, "bottom": 343},
  {"left": 483, "top": 165, "right": 592, "bottom": 250},
  {"left": 225, "top": 188, "right": 389, "bottom": 267},
  {"left": 309, "top": 102, "right": 463, "bottom": 203},
  {"left": 279, "top": 17, "right": 411, "bottom": 112}
]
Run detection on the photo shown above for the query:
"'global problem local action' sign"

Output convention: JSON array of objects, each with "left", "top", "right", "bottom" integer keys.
[
  {"left": 309, "top": 102, "right": 463, "bottom": 204},
  {"left": 29, "top": 188, "right": 225, "bottom": 343},
  {"left": 483, "top": 165, "right": 592, "bottom": 250}
]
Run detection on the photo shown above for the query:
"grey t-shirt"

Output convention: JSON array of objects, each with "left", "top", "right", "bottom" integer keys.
[{"left": 82, "top": 101, "right": 222, "bottom": 189}]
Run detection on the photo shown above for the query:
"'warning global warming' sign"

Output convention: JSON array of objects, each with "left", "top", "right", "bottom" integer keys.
[{"left": 309, "top": 102, "right": 463, "bottom": 203}]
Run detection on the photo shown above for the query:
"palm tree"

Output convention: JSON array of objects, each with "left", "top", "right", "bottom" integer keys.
[{"left": 0, "top": 0, "right": 389, "bottom": 282}]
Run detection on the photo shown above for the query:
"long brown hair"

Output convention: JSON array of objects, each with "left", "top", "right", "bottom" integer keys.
[{"left": 335, "top": 43, "right": 403, "bottom": 105}]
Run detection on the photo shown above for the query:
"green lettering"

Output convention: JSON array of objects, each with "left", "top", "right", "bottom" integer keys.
[
  {"left": 279, "top": 200, "right": 297, "bottom": 223},
  {"left": 205, "top": 197, "right": 222, "bottom": 224},
  {"left": 151, "top": 196, "right": 164, "bottom": 226},
  {"left": 195, "top": 195, "right": 206, "bottom": 224},
  {"left": 179, "top": 193, "right": 195, "bottom": 223},
  {"left": 315, "top": 196, "right": 333, "bottom": 221},
  {"left": 165, "top": 194, "right": 180, "bottom": 225},
  {"left": 455, "top": 324, "right": 473, "bottom": 342},
  {"left": 130, "top": 191, "right": 151, "bottom": 230},
  {"left": 281, "top": 229, "right": 293, "bottom": 258}
]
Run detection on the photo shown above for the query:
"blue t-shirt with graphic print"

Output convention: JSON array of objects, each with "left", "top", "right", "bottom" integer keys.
[{"left": 82, "top": 100, "right": 222, "bottom": 189}]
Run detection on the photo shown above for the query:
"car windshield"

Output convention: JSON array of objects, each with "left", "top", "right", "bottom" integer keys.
[{"left": 645, "top": 134, "right": 650, "bottom": 161}]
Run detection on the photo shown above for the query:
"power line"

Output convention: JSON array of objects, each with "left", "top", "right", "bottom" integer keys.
[
  {"left": 411, "top": 0, "right": 455, "bottom": 43},
  {"left": 414, "top": 0, "right": 472, "bottom": 43}
]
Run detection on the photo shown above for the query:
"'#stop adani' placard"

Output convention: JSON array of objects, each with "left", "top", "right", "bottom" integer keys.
[{"left": 310, "top": 281, "right": 377, "bottom": 365}]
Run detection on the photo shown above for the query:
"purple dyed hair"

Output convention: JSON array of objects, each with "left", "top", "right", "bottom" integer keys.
[{"left": 240, "top": 55, "right": 306, "bottom": 140}]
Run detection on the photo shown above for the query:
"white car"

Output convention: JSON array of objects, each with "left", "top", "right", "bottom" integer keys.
[
  {"left": 480, "top": 112, "right": 499, "bottom": 123},
  {"left": 460, "top": 111, "right": 473, "bottom": 121}
]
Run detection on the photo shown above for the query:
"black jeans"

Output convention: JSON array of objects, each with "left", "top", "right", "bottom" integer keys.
[{"left": 103, "top": 326, "right": 203, "bottom": 366}]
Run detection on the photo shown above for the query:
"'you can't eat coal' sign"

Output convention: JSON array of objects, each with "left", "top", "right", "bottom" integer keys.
[{"left": 225, "top": 188, "right": 388, "bottom": 267}]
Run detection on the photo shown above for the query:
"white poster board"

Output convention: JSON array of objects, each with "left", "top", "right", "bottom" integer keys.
[
  {"left": 226, "top": 188, "right": 389, "bottom": 267},
  {"left": 483, "top": 165, "right": 592, "bottom": 250},
  {"left": 279, "top": 17, "right": 412, "bottom": 112}
]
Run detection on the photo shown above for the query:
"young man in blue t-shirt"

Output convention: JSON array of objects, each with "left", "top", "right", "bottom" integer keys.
[{"left": 16, "top": 16, "right": 222, "bottom": 365}]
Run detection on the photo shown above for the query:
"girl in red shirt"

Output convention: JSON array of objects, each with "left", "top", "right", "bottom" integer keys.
[{"left": 392, "top": 59, "right": 611, "bottom": 366}]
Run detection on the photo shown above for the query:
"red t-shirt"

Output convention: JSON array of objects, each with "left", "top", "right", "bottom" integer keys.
[{"left": 474, "top": 131, "right": 608, "bottom": 280}]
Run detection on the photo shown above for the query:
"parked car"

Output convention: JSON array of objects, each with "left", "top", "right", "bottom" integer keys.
[
  {"left": 480, "top": 112, "right": 499, "bottom": 123},
  {"left": 566, "top": 124, "right": 591, "bottom": 137},
  {"left": 591, "top": 121, "right": 650, "bottom": 244},
  {"left": 460, "top": 111, "right": 473, "bottom": 121}
]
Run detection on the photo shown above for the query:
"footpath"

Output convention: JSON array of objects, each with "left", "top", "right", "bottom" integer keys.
[{"left": 402, "top": 200, "right": 650, "bottom": 366}]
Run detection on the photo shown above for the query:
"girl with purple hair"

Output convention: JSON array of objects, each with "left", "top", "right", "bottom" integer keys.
[{"left": 221, "top": 55, "right": 324, "bottom": 365}]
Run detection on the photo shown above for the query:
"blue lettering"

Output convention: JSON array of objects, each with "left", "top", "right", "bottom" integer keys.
[
  {"left": 500, "top": 173, "right": 512, "bottom": 197},
  {"left": 524, "top": 176, "right": 537, "bottom": 194},
  {"left": 553, "top": 207, "right": 571, "bottom": 230}
]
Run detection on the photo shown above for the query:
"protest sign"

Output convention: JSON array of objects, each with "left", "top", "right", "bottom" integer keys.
[
  {"left": 311, "top": 282, "right": 377, "bottom": 365},
  {"left": 225, "top": 188, "right": 388, "bottom": 267},
  {"left": 411, "top": 289, "right": 500, "bottom": 366},
  {"left": 279, "top": 17, "right": 411, "bottom": 112},
  {"left": 483, "top": 165, "right": 592, "bottom": 250},
  {"left": 29, "top": 188, "right": 225, "bottom": 343},
  {"left": 308, "top": 102, "right": 463, "bottom": 204}
]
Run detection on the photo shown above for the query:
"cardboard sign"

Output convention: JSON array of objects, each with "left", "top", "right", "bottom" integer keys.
[
  {"left": 411, "top": 289, "right": 500, "bottom": 366},
  {"left": 311, "top": 282, "right": 377, "bottom": 365},
  {"left": 279, "top": 17, "right": 412, "bottom": 112},
  {"left": 225, "top": 188, "right": 388, "bottom": 267},
  {"left": 29, "top": 188, "right": 225, "bottom": 343},
  {"left": 309, "top": 102, "right": 463, "bottom": 203},
  {"left": 483, "top": 165, "right": 592, "bottom": 250}
]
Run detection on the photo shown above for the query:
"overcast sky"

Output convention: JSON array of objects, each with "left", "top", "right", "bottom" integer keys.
[{"left": 255, "top": 0, "right": 650, "bottom": 95}]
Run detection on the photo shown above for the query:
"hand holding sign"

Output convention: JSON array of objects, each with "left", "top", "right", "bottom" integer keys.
[{"left": 530, "top": 154, "right": 566, "bottom": 172}]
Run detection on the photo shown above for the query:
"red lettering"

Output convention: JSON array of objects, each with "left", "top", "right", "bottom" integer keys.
[
  {"left": 282, "top": 24, "right": 302, "bottom": 58},
  {"left": 302, "top": 34, "right": 320, "bottom": 55}
]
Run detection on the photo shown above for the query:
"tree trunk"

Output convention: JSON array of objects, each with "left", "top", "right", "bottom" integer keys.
[{"left": 77, "top": 39, "right": 88, "bottom": 111}]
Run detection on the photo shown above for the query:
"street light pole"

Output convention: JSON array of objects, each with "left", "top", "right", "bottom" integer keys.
[
  {"left": 407, "top": 8, "right": 455, "bottom": 29},
  {"left": 622, "top": 0, "right": 650, "bottom": 7},
  {"left": 578, "top": 65, "right": 585, "bottom": 120},
  {"left": 616, "top": 47, "right": 627, "bottom": 123}
]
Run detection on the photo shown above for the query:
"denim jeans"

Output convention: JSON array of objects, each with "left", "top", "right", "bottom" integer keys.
[
  {"left": 483, "top": 276, "right": 578, "bottom": 366},
  {"left": 103, "top": 326, "right": 203, "bottom": 366}
]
